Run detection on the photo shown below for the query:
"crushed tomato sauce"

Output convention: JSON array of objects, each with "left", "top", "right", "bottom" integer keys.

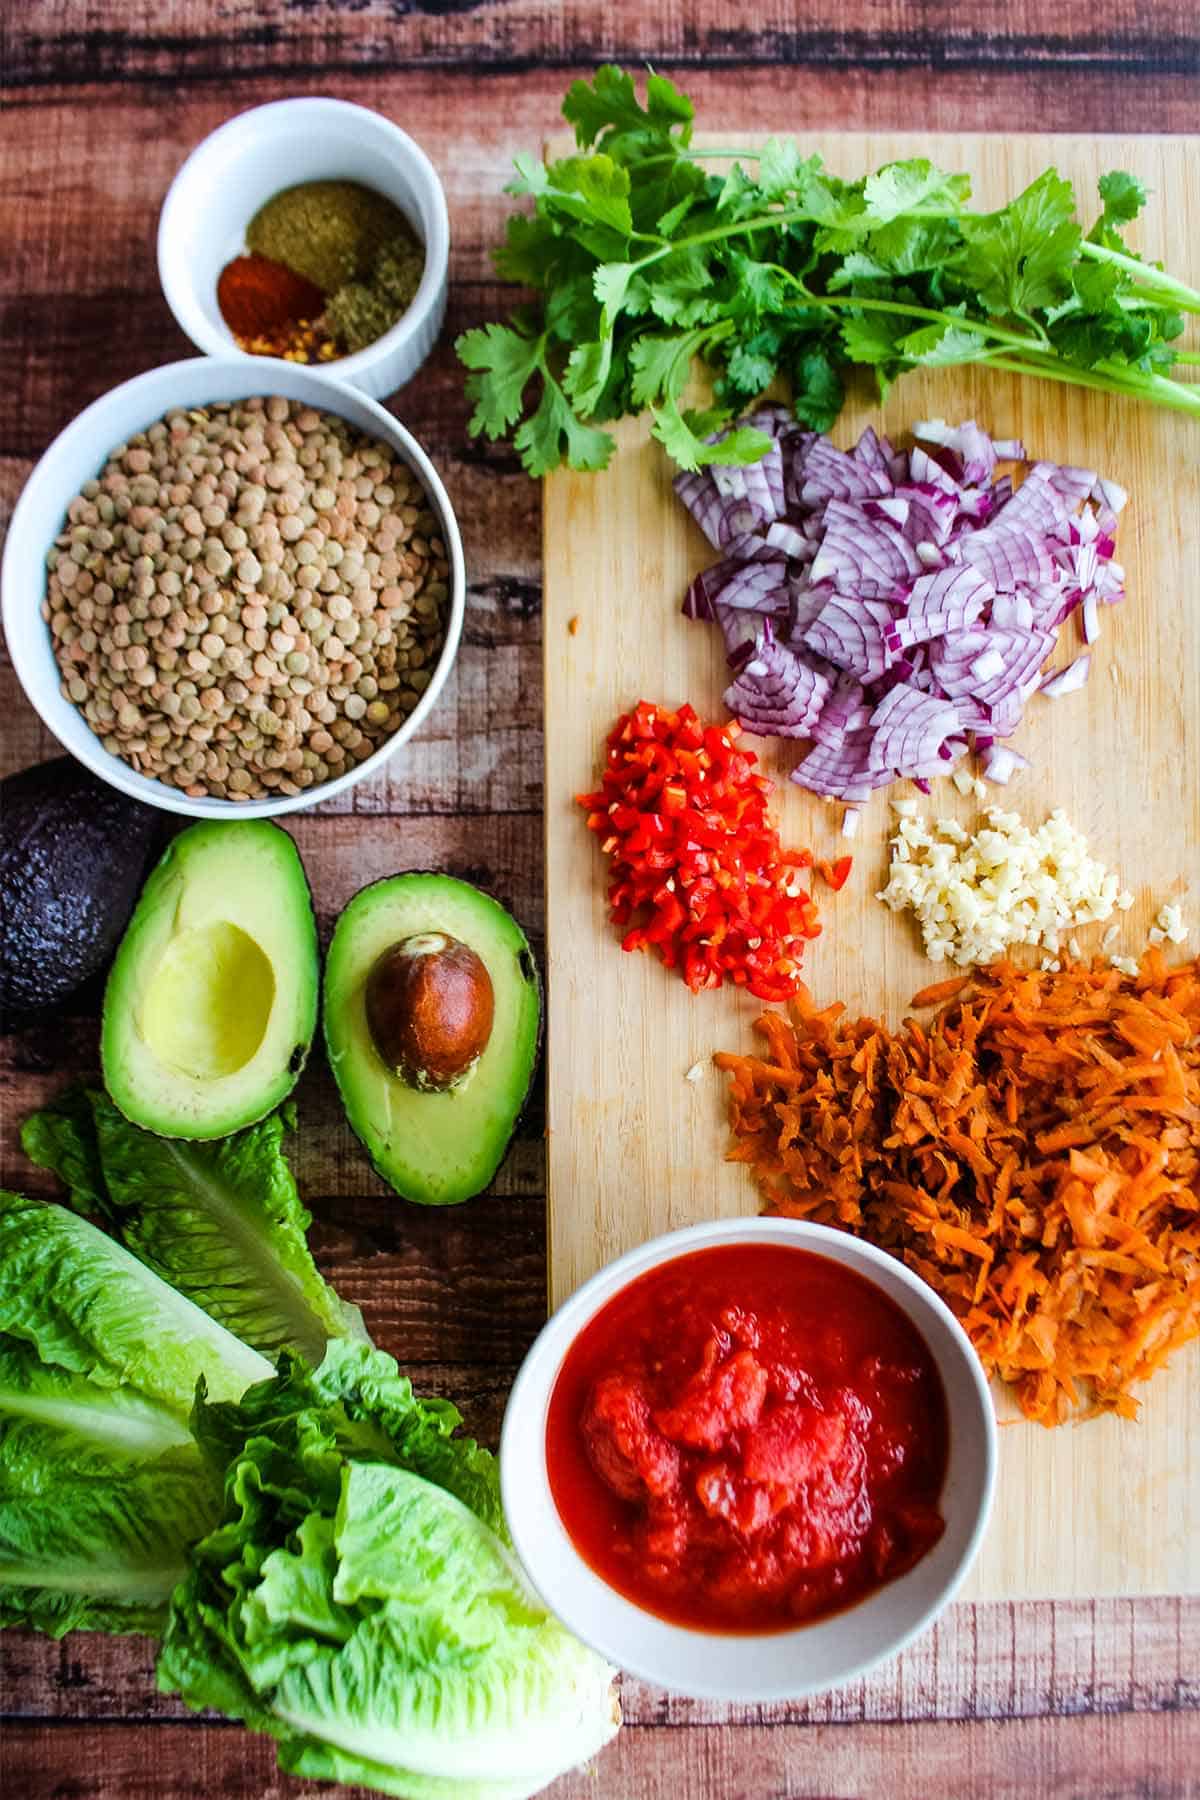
[{"left": 546, "top": 1245, "right": 948, "bottom": 1633}]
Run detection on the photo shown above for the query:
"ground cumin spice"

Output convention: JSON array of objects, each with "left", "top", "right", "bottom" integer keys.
[{"left": 246, "top": 180, "right": 412, "bottom": 293}]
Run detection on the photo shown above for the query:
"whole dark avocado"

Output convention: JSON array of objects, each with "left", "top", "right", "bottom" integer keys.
[{"left": 1, "top": 758, "right": 160, "bottom": 1022}]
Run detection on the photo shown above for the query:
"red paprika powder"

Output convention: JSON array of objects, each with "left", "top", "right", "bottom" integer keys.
[{"left": 216, "top": 253, "right": 326, "bottom": 338}]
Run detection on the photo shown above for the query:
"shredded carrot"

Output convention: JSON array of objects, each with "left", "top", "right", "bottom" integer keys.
[{"left": 715, "top": 953, "right": 1200, "bottom": 1426}]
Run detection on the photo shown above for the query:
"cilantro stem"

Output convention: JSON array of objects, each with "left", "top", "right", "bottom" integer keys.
[
  {"left": 1079, "top": 242, "right": 1200, "bottom": 314},
  {"left": 984, "top": 351, "right": 1200, "bottom": 416},
  {"left": 634, "top": 148, "right": 766, "bottom": 168},
  {"left": 635, "top": 208, "right": 822, "bottom": 265},
  {"left": 790, "top": 288, "right": 1047, "bottom": 354}
]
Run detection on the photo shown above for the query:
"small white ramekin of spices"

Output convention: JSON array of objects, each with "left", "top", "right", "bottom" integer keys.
[
  {"left": 2, "top": 358, "right": 465, "bottom": 820},
  {"left": 158, "top": 98, "right": 449, "bottom": 401}
]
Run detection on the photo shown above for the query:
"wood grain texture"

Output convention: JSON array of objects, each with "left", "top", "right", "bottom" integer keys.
[
  {"left": 4, "top": 0, "right": 1198, "bottom": 95},
  {"left": 544, "top": 132, "right": 1200, "bottom": 1605},
  {"left": 3, "top": 1710, "right": 1199, "bottom": 1800},
  {"left": 2, "top": 7, "right": 1199, "bottom": 1793},
  {"left": 4, "top": 1593, "right": 1197, "bottom": 1724}
]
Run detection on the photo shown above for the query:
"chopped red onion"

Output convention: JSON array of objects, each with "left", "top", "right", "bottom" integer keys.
[
  {"left": 865, "top": 682, "right": 963, "bottom": 776},
  {"left": 679, "top": 416, "right": 1125, "bottom": 801},
  {"left": 801, "top": 595, "right": 898, "bottom": 683},
  {"left": 980, "top": 743, "right": 1031, "bottom": 784},
  {"left": 723, "top": 627, "right": 831, "bottom": 739},
  {"left": 764, "top": 520, "right": 813, "bottom": 559},
  {"left": 1041, "top": 653, "right": 1092, "bottom": 697}
]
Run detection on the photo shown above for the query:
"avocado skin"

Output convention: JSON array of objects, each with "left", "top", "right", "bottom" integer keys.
[
  {"left": 323, "top": 873, "right": 543, "bottom": 1207},
  {"left": 1, "top": 759, "right": 160, "bottom": 1022}
]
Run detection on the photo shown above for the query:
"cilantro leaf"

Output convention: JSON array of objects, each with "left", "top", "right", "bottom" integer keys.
[
  {"left": 456, "top": 323, "right": 545, "bottom": 437},
  {"left": 544, "top": 268, "right": 602, "bottom": 344},
  {"left": 563, "top": 64, "right": 693, "bottom": 152},
  {"left": 838, "top": 311, "right": 909, "bottom": 365},
  {"left": 651, "top": 393, "right": 772, "bottom": 471},
  {"left": 1088, "top": 171, "right": 1151, "bottom": 252},
  {"left": 628, "top": 331, "right": 692, "bottom": 407},
  {"left": 826, "top": 250, "right": 890, "bottom": 289},
  {"left": 959, "top": 169, "right": 1081, "bottom": 316},
  {"left": 863, "top": 159, "right": 972, "bottom": 226},
  {"left": 656, "top": 193, "right": 699, "bottom": 236},
  {"left": 725, "top": 341, "right": 779, "bottom": 397},
  {"left": 864, "top": 215, "right": 964, "bottom": 277},
  {"left": 715, "top": 162, "right": 762, "bottom": 219},
  {"left": 491, "top": 213, "right": 559, "bottom": 287},
  {"left": 563, "top": 337, "right": 614, "bottom": 412},
  {"left": 724, "top": 250, "right": 793, "bottom": 317},
  {"left": 505, "top": 152, "right": 548, "bottom": 199},
  {"left": 757, "top": 139, "right": 822, "bottom": 203},
  {"left": 644, "top": 246, "right": 718, "bottom": 325},
  {"left": 514, "top": 373, "right": 615, "bottom": 477},
  {"left": 593, "top": 260, "right": 637, "bottom": 327},
  {"left": 1098, "top": 170, "right": 1147, "bottom": 227},
  {"left": 899, "top": 321, "right": 990, "bottom": 366},
  {"left": 790, "top": 348, "right": 844, "bottom": 432},
  {"left": 542, "top": 155, "right": 634, "bottom": 237}
]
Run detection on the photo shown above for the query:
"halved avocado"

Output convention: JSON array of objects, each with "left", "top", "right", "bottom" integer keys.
[
  {"left": 324, "top": 875, "right": 541, "bottom": 1206},
  {"left": 101, "top": 821, "right": 318, "bottom": 1140}
]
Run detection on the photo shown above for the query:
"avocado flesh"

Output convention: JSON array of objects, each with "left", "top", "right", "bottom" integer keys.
[
  {"left": 102, "top": 821, "right": 318, "bottom": 1140},
  {"left": 324, "top": 875, "right": 541, "bottom": 1206}
]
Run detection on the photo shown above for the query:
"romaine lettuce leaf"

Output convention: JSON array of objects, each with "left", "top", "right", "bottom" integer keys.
[
  {"left": 191, "top": 1343, "right": 503, "bottom": 1535},
  {"left": 0, "top": 1190, "right": 272, "bottom": 1412},
  {"left": 21, "top": 1089, "right": 366, "bottom": 1364},
  {"left": 159, "top": 1346, "right": 620, "bottom": 1800},
  {"left": 0, "top": 1333, "right": 191, "bottom": 1462},
  {"left": 0, "top": 1335, "right": 220, "bottom": 1639},
  {"left": 0, "top": 1427, "right": 218, "bottom": 1638},
  {"left": 0, "top": 1194, "right": 268, "bottom": 1639}
]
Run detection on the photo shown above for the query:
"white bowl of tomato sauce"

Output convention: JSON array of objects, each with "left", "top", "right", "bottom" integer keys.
[{"left": 501, "top": 1217, "right": 996, "bottom": 1701}]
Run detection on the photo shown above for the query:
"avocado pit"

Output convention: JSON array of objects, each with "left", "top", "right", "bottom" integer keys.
[{"left": 365, "top": 932, "right": 495, "bottom": 1092}]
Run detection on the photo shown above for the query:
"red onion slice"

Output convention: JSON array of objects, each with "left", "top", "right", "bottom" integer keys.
[{"left": 677, "top": 413, "right": 1125, "bottom": 801}]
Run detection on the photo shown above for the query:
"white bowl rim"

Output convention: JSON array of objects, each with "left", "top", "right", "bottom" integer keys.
[
  {"left": 156, "top": 96, "right": 451, "bottom": 383},
  {"left": 501, "top": 1215, "right": 998, "bottom": 1701},
  {"left": 0, "top": 355, "right": 465, "bottom": 820}
]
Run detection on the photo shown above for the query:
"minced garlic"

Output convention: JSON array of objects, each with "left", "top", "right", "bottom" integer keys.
[
  {"left": 878, "top": 804, "right": 1132, "bottom": 966},
  {"left": 1148, "top": 901, "right": 1188, "bottom": 946}
]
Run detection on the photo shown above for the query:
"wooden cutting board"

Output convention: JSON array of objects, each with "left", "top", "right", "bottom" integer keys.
[{"left": 542, "top": 132, "right": 1200, "bottom": 1602}]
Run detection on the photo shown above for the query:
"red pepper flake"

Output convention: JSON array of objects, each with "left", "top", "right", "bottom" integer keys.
[
  {"left": 816, "top": 854, "right": 854, "bottom": 892},
  {"left": 577, "top": 700, "right": 821, "bottom": 1001}
]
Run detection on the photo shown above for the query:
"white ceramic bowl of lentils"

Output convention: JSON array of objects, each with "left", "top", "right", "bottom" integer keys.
[{"left": 1, "top": 358, "right": 465, "bottom": 819}]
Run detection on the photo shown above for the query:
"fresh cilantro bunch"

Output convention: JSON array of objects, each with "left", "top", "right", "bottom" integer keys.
[{"left": 457, "top": 66, "right": 1200, "bottom": 476}]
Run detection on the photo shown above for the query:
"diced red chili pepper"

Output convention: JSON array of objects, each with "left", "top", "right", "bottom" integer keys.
[
  {"left": 577, "top": 700, "right": 825, "bottom": 1000},
  {"left": 816, "top": 855, "right": 854, "bottom": 893}
]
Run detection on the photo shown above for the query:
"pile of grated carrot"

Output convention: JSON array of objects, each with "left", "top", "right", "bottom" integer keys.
[{"left": 715, "top": 949, "right": 1200, "bottom": 1425}]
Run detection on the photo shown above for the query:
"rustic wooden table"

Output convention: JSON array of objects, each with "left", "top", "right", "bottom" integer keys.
[{"left": 1, "top": 5, "right": 1198, "bottom": 1796}]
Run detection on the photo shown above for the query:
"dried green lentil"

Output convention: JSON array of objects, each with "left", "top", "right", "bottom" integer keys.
[{"left": 44, "top": 397, "right": 450, "bottom": 803}]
